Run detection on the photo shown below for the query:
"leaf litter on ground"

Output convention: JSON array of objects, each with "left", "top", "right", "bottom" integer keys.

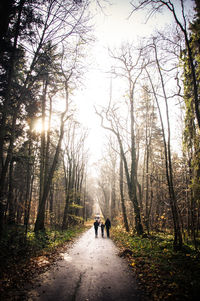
[
  {"left": 0, "top": 225, "right": 89, "bottom": 300},
  {"left": 112, "top": 226, "right": 200, "bottom": 301}
]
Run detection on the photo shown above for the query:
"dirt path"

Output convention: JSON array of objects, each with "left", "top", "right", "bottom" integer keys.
[{"left": 26, "top": 227, "right": 147, "bottom": 301}]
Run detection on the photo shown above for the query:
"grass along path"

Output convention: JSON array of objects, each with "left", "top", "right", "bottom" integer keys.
[
  {"left": 111, "top": 225, "right": 200, "bottom": 301},
  {"left": 0, "top": 224, "right": 89, "bottom": 300}
]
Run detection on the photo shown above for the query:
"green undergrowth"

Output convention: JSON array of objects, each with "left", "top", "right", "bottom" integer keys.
[
  {"left": 0, "top": 224, "right": 87, "bottom": 272},
  {"left": 0, "top": 224, "right": 88, "bottom": 299},
  {"left": 112, "top": 225, "right": 200, "bottom": 301}
]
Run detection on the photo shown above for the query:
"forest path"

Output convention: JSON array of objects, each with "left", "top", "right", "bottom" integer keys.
[{"left": 26, "top": 227, "right": 146, "bottom": 301}]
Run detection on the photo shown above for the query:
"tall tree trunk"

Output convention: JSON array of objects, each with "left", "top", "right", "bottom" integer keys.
[
  {"left": 34, "top": 109, "right": 67, "bottom": 232},
  {"left": 146, "top": 45, "right": 182, "bottom": 249},
  {"left": 0, "top": 0, "right": 14, "bottom": 50},
  {"left": 0, "top": 0, "right": 25, "bottom": 168},
  {"left": 7, "top": 159, "right": 15, "bottom": 224},
  {"left": 0, "top": 107, "right": 18, "bottom": 235},
  {"left": 96, "top": 111, "right": 144, "bottom": 235},
  {"left": 119, "top": 138, "right": 143, "bottom": 235},
  {"left": 119, "top": 151, "right": 129, "bottom": 232},
  {"left": 145, "top": 141, "right": 150, "bottom": 234},
  {"left": 44, "top": 93, "right": 52, "bottom": 187},
  {"left": 130, "top": 84, "right": 144, "bottom": 235},
  {"left": 111, "top": 163, "right": 116, "bottom": 222},
  {"left": 39, "top": 79, "right": 48, "bottom": 207},
  {"left": 24, "top": 137, "right": 33, "bottom": 228},
  {"left": 25, "top": 173, "right": 34, "bottom": 237},
  {"left": 62, "top": 156, "right": 71, "bottom": 230},
  {"left": 49, "top": 186, "right": 54, "bottom": 229}
]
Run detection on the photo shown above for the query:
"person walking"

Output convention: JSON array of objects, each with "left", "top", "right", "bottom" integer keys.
[
  {"left": 100, "top": 222, "right": 105, "bottom": 237},
  {"left": 105, "top": 218, "right": 111, "bottom": 238},
  {"left": 94, "top": 219, "right": 99, "bottom": 237}
]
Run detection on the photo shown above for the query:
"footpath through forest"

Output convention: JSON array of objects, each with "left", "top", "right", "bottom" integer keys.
[{"left": 24, "top": 227, "right": 147, "bottom": 301}]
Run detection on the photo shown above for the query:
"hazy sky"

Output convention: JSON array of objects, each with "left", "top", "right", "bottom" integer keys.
[{"left": 74, "top": 0, "right": 194, "bottom": 168}]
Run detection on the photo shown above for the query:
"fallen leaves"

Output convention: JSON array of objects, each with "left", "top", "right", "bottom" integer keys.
[
  {"left": 32, "top": 255, "right": 50, "bottom": 267},
  {"left": 118, "top": 248, "right": 133, "bottom": 258},
  {"left": 112, "top": 227, "right": 200, "bottom": 301},
  {"left": 131, "top": 261, "right": 136, "bottom": 267},
  {"left": 0, "top": 226, "right": 88, "bottom": 300}
]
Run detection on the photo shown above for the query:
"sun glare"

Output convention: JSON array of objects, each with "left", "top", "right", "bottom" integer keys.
[{"left": 33, "top": 118, "right": 49, "bottom": 133}]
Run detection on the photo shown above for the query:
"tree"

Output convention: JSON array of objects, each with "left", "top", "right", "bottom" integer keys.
[
  {"left": 138, "top": 84, "right": 160, "bottom": 234},
  {"left": 182, "top": 0, "right": 200, "bottom": 248},
  {"left": 119, "top": 149, "right": 129, "bottom": 232},
  {"left": 130, "top": 0, "right": 200, "bottom": 129},
  {"left": 62, "top": 123, "right": 87, "bottom": 229},
  {"left": 144, "top": 38, "right": 183, "bottom": 249},
  {"left": 96, "top": 44, "right": 144, "bottom": 235},
  {"left": 0, "top": 0, "right": 90, "bottom": 235}
]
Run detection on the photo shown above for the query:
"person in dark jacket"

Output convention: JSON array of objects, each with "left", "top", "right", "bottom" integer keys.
[
  {"left": 100, "top": 222, "right": 105, "bottom": 237},
  {"left": 94, "top": 220, "right": 99, "bottom": 237},
  {"left": 105, "top": 218, "right": 111, "bottom": 238}
]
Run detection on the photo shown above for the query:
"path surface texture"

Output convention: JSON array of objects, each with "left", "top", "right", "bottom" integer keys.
[{"left": 27, "top": 227, "right": 146, "bottom": 301}]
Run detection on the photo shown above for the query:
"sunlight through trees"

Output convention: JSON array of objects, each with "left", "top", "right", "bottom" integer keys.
[{"left": 0, "top": 0, "right": 199, "bottom": 256}]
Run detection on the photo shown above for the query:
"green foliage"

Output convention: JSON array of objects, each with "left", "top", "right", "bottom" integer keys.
[
  {"left": 0, "top": 224, "right": 86, "bottom": 268},
  {"left": 112, "top": 226, "right": 200, "bottom": 300},
  {"left": 68, "top": 214, "right": 84, "bottom": 226},
  {"left": 0, "top": 224, "right": 88, "bottom": 300},
  {"left": 69, "top": 203, "right": 83, "bottom": 209}
]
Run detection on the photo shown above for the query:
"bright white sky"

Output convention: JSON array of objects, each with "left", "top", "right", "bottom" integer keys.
[{"left": 74, "top": 0, "right": 194, "bottom": 168}]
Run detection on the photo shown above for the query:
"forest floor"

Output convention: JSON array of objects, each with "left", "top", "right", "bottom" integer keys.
[
  {"left": 24, "top": 226, "right": 146, "bottom": 301},
  {"left": 0, "top": 223, "right": 147, "bottom": 301},
  {"left": 111, "top": 225, "right": 200, "bottom": 301},
  {"left": 0, "top": 223, "right": 200, "bottom": 301},
  {"left": 0, "top": 224, "right": 88, "bottom": 300}
]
